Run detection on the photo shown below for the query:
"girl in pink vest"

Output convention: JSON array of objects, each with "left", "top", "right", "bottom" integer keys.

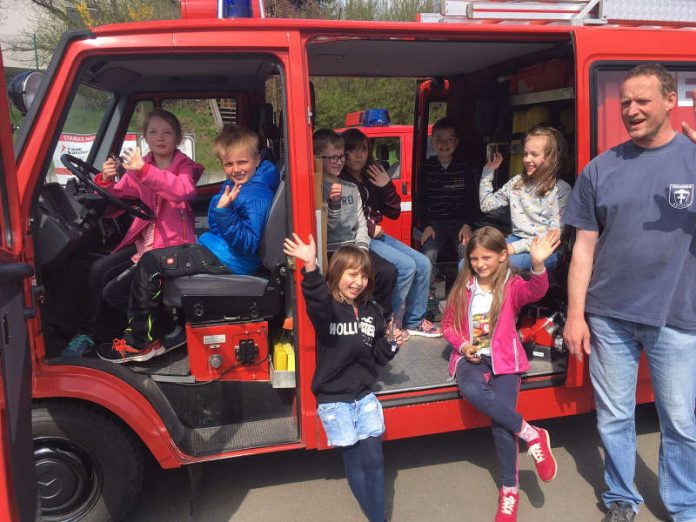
[
  {"left": 62, "top": 109, "right": 203, "bottom": 358},
  {"left": 441, "top": 226, "right": 559, "bottom": 522}
]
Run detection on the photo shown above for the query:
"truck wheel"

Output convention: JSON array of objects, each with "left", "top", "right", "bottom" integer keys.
[{"left": 33, "top": 402, "right": 144, "bottom": 522}]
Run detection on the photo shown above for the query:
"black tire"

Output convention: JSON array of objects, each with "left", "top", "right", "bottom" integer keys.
[{"left": 33, "top": 402, "right": 144, "bottom": 522}]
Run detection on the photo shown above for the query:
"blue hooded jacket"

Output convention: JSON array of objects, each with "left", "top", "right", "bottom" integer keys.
[{"left": 198, "top": 160, "right": 280, "bottom": 275}]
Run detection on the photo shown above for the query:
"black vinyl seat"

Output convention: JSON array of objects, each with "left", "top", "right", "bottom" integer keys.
[{"left": 162, "top": 177, "right": 287, "bottom": 323}]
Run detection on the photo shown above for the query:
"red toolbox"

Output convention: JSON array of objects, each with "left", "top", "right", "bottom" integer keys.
[{"left": 186, "top": 321, "right": 270, "bottom": 382}]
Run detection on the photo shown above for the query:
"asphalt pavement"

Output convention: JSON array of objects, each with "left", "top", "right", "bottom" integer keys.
[{"left": 131, "top": 404, "right": 666, "bottom": 521}]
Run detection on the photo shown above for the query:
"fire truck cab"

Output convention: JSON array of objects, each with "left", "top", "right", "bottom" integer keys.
[{"left": 1, "top": 0, "right": 695, "bottom": 519}]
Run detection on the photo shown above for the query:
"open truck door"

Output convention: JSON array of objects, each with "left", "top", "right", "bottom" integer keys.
[{"left": 0, "top": 51, "right": 38, "bottom": 521}]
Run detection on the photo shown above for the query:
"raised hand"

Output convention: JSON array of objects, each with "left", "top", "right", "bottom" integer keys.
[
  {"left": 681, "top": 88, "right": 696, "bottom": 144},
  {"left": 328, "top": 183, "right": 342, "bottom": 202},
  {"left": 283, "top": 233, "right": 317, "bottom": 271},
  {"left": 367, "top": 163, "right": 391, "bottom": 187},
  {"left": 217, "top": 183, "right": 241, "bottom": 208},
  {"left": 120, "top": 147, "right": 145, "bottom": 172},
  {"left": 485, "top": 151, "right": 503, "bottom": 170},
  {"left": 530, "top": 228, "right": 561, "bottom": 269}
]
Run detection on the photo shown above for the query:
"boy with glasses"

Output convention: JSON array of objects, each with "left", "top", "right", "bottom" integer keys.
[{"left": 313, "top": 129, "right": 396, "bottom": 321}]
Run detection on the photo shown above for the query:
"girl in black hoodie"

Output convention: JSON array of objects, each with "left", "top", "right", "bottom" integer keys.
[{"left": 283, "top": 233, "right": 404, "bottom": 522}]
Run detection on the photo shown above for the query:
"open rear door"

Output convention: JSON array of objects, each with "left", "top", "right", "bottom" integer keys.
[{"left": 0, "top": 51, "right": 38, "bottom": 521}]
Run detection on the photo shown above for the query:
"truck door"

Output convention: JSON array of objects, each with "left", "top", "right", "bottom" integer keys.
[{"left": 0, "top": 51, "right": 37, "bottom": 521}]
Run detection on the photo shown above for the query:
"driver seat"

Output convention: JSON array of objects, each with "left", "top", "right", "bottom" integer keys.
[{"left": 161, "top": 176, "right": 287, "bottom": 323}]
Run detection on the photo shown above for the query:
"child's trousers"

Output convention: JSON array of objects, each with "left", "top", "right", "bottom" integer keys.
[{"left": 456, "top": 356, "right": 523, "bottom": 487}]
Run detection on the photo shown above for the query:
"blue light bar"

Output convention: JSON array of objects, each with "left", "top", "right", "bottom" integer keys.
[
  {"left": 362, "top": 108, "right": 391, "bottom": 126},
  {"left": 220, "top": 0, "right": 252, "bottom": 18}
]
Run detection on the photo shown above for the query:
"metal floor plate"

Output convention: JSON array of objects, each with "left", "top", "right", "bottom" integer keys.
[{"left": 183, "top": 415, "right": 299, "bottom": 456}]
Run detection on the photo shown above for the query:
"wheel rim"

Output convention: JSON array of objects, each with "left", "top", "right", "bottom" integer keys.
[{"left": 34, "top": 437, "right": 102, "bottom": 521}]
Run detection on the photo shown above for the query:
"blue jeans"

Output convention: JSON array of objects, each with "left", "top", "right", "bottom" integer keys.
[
  {"left": 587, "top": 314, "right": 696, "bottom": 521},
  {"left": 370, "top": 233, "right": 431, "bottom": 329},
  {"left": 317, "top": 393, "right": 385, "bottom": 448}
]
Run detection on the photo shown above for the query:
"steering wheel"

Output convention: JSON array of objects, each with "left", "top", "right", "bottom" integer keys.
[{"left": 60, "top": 154, "right": 156, "bottom": 221}]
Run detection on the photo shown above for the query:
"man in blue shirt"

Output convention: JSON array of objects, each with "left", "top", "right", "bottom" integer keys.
[{"left": 563, "top": 64, "right": 696, "bottom": 522}]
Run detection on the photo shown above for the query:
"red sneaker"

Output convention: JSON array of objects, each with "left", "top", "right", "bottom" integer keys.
[
  {"left": 527, "top": 427, "right": 557, "bottom": 482},
  {"left": 495, "top": 489, "right": 519, "bottom": 521},
  {"left": 97, "top": 338, "right": 163, "bottom": 364}
]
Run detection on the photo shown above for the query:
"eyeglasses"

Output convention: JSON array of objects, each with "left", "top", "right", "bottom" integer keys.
[{"left": 317, "top": 154, "right": 347, "bottom": 165}]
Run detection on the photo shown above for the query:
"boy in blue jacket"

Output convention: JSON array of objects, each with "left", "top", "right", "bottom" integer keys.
[{"left": 99, "top": 125, "right": 280, "bottom": 363}]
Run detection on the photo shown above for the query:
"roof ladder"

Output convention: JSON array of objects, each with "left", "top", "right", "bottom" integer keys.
[{"left": 423, "top": 0, "right": 696, "bottom": 26}]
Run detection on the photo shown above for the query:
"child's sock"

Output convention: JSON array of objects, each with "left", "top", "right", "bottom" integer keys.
[
  {"left": 502, "top": 485, "right": 519, "bottom": 495},
  {"left": 516, "top": 421, "right": 539, "bottom": 443}
]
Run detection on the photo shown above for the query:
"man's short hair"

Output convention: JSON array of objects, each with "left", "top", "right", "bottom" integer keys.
[
  {"left": 213, "top": 124, "right": 260, "bottom": 159},
  {"left": 623, "top": 64, "right": 676, "bottom": 97},
  {"left": 313, "top": 128, "right": 344, "bottom": 155},
  {"left": 432, "top": 117, "right": 459, "bottom": 137}
]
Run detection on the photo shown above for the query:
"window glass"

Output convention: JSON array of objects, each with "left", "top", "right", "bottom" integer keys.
[
  {"left": 372, "top": 137, "right": 402, "bottom": 179},
  {"left": 45, "top": 84, "right": 113, "bottom": 185}
]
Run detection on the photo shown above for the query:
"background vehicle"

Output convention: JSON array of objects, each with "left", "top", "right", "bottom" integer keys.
[{"left": 1, "top": 0, "right": 691, "bottom": 518}]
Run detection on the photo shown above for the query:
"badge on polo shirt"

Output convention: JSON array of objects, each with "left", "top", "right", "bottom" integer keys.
[{"left": 669, "top": 184, "right": 694, "bottom": 209}]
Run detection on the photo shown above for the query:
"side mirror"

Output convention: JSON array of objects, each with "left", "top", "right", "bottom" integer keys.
[{"left": 8, "top": 70, "right": 43, "bottom": 114}]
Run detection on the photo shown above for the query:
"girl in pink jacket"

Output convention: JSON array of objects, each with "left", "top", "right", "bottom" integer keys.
[
  {"left": 62, "top": 109, "right": 203, "bottom": 358},
  {"left": 441, "top": 226, "right": 559, "bottom": 522}
]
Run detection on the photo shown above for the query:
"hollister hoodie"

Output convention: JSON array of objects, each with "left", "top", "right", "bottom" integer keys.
[{"left": 301, "top": 268, "right": 397, "bottom": 404}]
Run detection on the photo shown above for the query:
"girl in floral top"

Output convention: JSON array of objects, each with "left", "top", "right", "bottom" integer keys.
[{"left": 479, "top": 126, "right": 571, "bottom": 270}]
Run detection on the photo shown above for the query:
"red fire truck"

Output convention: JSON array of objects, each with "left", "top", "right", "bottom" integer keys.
[{"left": 1, "top": 0, "right": 693, "bottom": 519}]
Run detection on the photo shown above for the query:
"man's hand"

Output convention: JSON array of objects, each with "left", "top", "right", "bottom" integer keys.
[
  {"left": 367, "top": 163, "right": 391, "bottom": 187},
  {"left": 283, "top": 233, "right": 317, "bottom": 272},
  {"left": 328, "top": 183, "right": 342, "bottom": 202},
  {"left": 682, "top": 88, "right": 696, "bottom": 144},
  {"left": 421, "top": 226, "right": 436, "bottom": 244},
  {"left": 458, "top": 224, "right": 472, "bottom": 246},
  {"left": 373, "top": 224, "right": 384, "bottom": 238},
  {"left": 217, "top": 183, "right": 241, "bottom": 208},
  {"left": 563, "top": 315, "right": 592, "bottom": 361}
]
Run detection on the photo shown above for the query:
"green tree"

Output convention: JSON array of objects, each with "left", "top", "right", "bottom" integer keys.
[{"left": 28, "top": 0, "right": 179, "bottom": 63}]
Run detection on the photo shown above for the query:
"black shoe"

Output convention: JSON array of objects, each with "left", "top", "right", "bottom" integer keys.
[
  {"left": 602, "top": 502, "right": 636, "bottom": 522},
  {"left": 162, "top": 324, "right": 187, "bottom": 351}
]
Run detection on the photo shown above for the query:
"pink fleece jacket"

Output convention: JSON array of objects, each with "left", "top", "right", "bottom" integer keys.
[
  {"left": 95, "top": 150, "right": 204, "bottom": 252},
  {"left": 442, "top": 269, "right": 548, "bottom": 377}
]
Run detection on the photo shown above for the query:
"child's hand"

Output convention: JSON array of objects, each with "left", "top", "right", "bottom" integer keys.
[
  {"left": 530, "top": 229, "right": 561, "bottom": 270},
  {"left": 461, "top": 343, "right": 481, "bottom": 364},
  {"left": 373, "top": 224, "right": 383, "bottom": 238},
  {"left": 681, "top": 88, "right": 696, "bottom": 144},
  {"left": 283, "top": 233, "right": 317, "bottom": 271},
  {"left": 328, "top": 183, "right": 342, "bottom": 202},
  {"left": 367, "top": 163, "right": 391, "bottom": 187},
  {"left": 101, "top": 157, "right": 120, "bottom": 181},
  {"left": 485, "top": 151, "right": 503, "bottom": 170},
  {"left": 421, "top": 226, "right": 436, "bottom": 244},
  {"left": 217, "top": 183, "right": 241, "bottom": 208},
  {"left": 458, "top": 224, "right": 472, "bottom": 246},
  {"left": 121, "top": 147, "right": 145, "bottom": 172}
]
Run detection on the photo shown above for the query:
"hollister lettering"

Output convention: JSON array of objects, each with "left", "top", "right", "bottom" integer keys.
[
  {"left": 669, "top": 184, "right": 694, "bottom": 209},
  {"left": 329, "top": 321, "right": 359, "bottom": 336}
]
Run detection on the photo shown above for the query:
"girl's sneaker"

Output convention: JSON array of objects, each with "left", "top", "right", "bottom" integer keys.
[
  {"left": 97, "top": 338, "right": 163, "bottom": 364},
  {"left": 527, "top": 427, "right": 557, "bottom": 482},
  {"left": 495, "top": 489, "right": 519, "bottom": 521}
]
